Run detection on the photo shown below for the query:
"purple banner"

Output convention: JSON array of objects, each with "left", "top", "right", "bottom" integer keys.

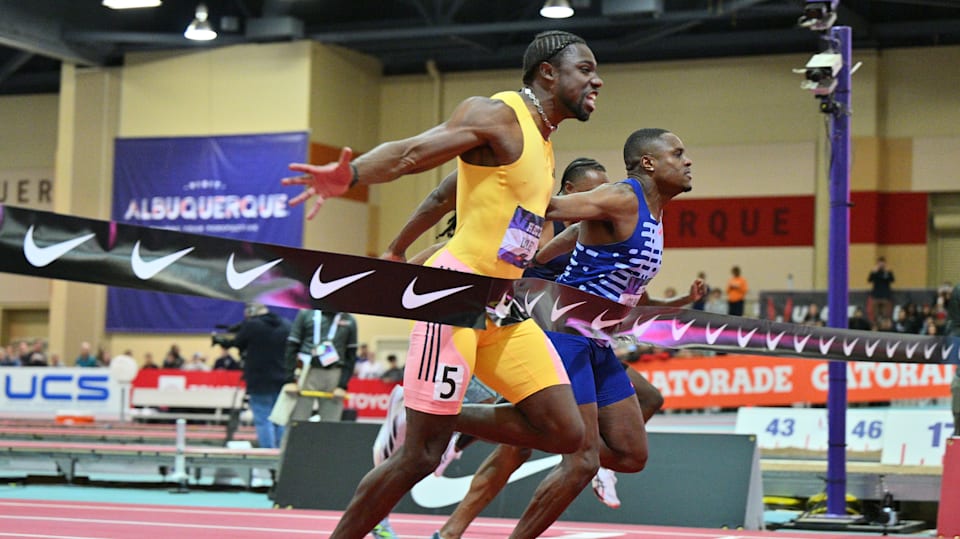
[{"left": 107, "top": 132, "right": 307, "bottom": 332}]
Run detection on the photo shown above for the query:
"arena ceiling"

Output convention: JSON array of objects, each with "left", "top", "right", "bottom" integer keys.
[{"left": 1, "top": 0, "right": 959, "bottom": 95}]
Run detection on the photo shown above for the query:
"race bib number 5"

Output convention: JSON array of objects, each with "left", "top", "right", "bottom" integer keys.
[
  {"left": 498, "top": 205, "right": 544, "bottom": 268},
  {"left": 433, "top": 364, "right": 465, "bottom": 401}
]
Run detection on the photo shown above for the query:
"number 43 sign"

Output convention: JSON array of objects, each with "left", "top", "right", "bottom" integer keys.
[{"left": 736, "top": 406, "right": 955, "bottom": 464}]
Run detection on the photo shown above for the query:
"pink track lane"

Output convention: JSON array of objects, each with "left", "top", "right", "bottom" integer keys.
[{"left": 0, "top": 499, "right": 900, "bottom": 539}]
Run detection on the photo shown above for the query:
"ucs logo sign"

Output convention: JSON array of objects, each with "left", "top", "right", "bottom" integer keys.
[{"left": 3, "top": 374, "right": 110, "bottom": 401}]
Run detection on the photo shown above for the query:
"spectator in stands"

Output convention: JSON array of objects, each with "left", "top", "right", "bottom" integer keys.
[
  {"left": 867, "top": 256, "right": 895, "bottom": 323},
  {"left": 704, "top": 288, "right": 727, "bottom": 315},
  {"left": 97, "top": 348, "right": 112, "bottom": 367},
  {"left": 802, "top": 303, "right": 825, "bottom": 327},
  {"left": 691, "top": 271, "right": 709, "bottom": 311},
  {"left": 141, "top": 352, "right": 159, "bottom": 369},
  {"left": 17, "top": 341, "right": 32, "bottom": 365},
  {"left": 162, "top": 350, "right": 184, "bottom": 369},
  {"left": 353, "top": 343, "right": 383, "bottom": 379},
  {"left": 282, "top": 309, "right": 358, "bottom": 423},
  {"left": 75, "top": 341, "right": 99, "bottom": 367},
  {"left": 213, "top": 347, "right": 242, "bottom": 370},
  {"left": 726, "top": 266, "right": 748, "bottom": 316},
  {"left": 919, "top": 316, "right": 941, "bottom": 336},
  {"left": 26, "top": 339, "right": 48, "bottom": 366},
  {"left": 848, "top": 307, "right": 872, "bottom": 331},
  {"left": 0, "top": 346, "right": 19, "bottom": 366},
  {"left": 183, "top": 352, "right": 210, "bottom": 371},
  {"left": 380, "top": 354, "right": 403, "bottom": 384},
  {"left": 166, "top": 344, "right": 185, "bottom": 368},
  {"left": 355, "top": 355, "right": 385, "bottom": 379},
  {"left": 220, "top": 303, "right": 291, "bottom": 449}
]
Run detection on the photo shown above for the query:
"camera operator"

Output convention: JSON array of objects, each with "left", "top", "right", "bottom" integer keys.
[
  {"left": 282, "top": 309, "right": 358, "bottom": 422},
  {"left": 216, "top": 303, "right": 291, "bottom": 448}
]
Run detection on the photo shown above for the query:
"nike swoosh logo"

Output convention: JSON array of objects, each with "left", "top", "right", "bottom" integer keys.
[
  {"left": 885, "top": 341, "right": 900, "bottom": 358},
  {"left": 924, "top": 342, "right": 938, "bottom": 360},
  {"left": 401, "top": 277, "right": 473, "bottom": 309},
  {"left": 310, "top": 264, "right": 375, "bottom": 299},
  {"left": 842, "top": 338, "right": 859, "bottom": 357},
  {"left": 864, "top": 339, "right": 880, "bottom": 358},
  {"left": 905, "top": 341, "right": 919, "bottom": 359},
  {"left": 736, "top": 327, "right": 758, "bottom": 348},
  {"left": 411, "top": 454, "right": 561, "bottom": 508},
  {"left": 794, "top": 334, "right": 812, "bottom": 354},
  {"left": 630, "top": 315, "right": 659, "bottom": 338},
  {"left": 705, "top": 323, "right": 727, "bottom": 345},
  {"left": 226, "top": 254, "right": 283, "bottom": 290},
  {"left": 131, "top": 241, "right": 194, "bottom": 279},
  {"left": 670, "top": 318, "right": 695, "bottom": 341},
  {"left": 23, "top": 226, "right": 96, "bottom": 267},
  {"left": 818, "top": 336, "right": 836, "bottom": 355},
  {"left": 523, "top": 291, "right": 545, "bottom": 315},
  {"left": 766, "top": 331, "right": 786, "bottom": 351},
  {"left": 550, "top": 298, "right": 586, "bottom": 322},
  {"left": 591, "top": 310, "right": 627, "bottom": 331},
  {"left": 943, "top": 343, "right": 955, "bottom": 361}
]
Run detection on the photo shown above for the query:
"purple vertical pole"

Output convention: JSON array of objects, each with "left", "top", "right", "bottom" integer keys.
[{"left": 826, "top": 25, "right": 852, "bottom": 517}]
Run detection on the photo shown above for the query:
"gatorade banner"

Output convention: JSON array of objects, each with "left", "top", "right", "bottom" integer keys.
[
  {"left": 0, "top": 204, "right": 957, "bottom": 365},
  {"left": 107, "top": 132, "right": 308, "bottom": 332},
  {"left": 633, "top": 355, "right": 954, "bottom": 409}
]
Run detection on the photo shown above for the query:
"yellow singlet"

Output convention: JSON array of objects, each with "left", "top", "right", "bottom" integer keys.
[{"left": 438, "top": 90, "right": 555, "bottom": 279}]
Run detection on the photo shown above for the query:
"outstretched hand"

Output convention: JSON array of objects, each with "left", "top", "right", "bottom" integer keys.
[
  {"left": 689, "top": 278, "right": 708, "bottom": 303},
  {"left": 282, "top": 147, "right": 354, "bottom": 220}
]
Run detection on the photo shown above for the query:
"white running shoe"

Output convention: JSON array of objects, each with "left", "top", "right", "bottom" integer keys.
[
  {"left": 591, "top": 467, "right": 621, "bottom": 509},
  {"left": 433, "top": 432, "right": 462, "bottom": 477},
  {"left": 373, "top": 385, "right": 406, "bottom": 466}
]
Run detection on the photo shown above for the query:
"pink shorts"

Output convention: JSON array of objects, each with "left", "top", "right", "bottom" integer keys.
[{"left": 402, "top": 250, "right": 569, "bottom": 415}]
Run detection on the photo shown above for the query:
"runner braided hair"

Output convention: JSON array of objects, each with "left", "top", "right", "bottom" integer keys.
[
  {"left": 557, "top": 157, "right": 605, "bottom": 194},
  {"left": 522, "top": 31, "right": 586, "bottom": 85}
]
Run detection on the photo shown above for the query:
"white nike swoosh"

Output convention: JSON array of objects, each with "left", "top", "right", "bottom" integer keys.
[
  {"left": 401, "top": 277, "right": 473, "bottom": 309},
  {"left": 226, "top": 254, "right": 283, "bottom": 290},
  {"left": 523, "top": 291, "right": 545, "bottom": 315},
  {"left": 905, "top": 341, "right": 919, "bottom": 359},
  {"left": 550, "top": 298, "right": 586, "bottom": 322},
  {"left": 864, "top": 339, "right": 880, "bottom": 358},
  {"left": 131, "top": 241, "right": 194, "bottom": 280},
  {"left": 818, "top": 336, "right": 836, "bottom": 355},
  {"left": 766, "top": 331, "right": 786, "bottom": 351},
  {"left": 705, "top": 322, "right": 727, "bottom": 345},
  {"left": 943, "top": 343, "right": 955, "bottom": 361},
  {"left": 310, "top": 264, "right": 375, "bottom": 299},
  {"left": 23, "top": 225, "right": 96, "bottom": 268},
  {"left": 842, "top": 338, "right": 859, "bottom": 356},
  {"left": 411, "top": 454, "right": 561, "bottom": 508},
  {"left": 884, "top": 341, "right": 900, "bottom": 357},
  {"left": 924, "top": 342, "right": 938, "bottom": 360},
  {"left": 591, "top": 310, "right": 627, "bottom": 331},
  {"left": 736, "top": 327, "right": 758, "bottom": 348},
  {"left": 793, "top": 334, "right": 812, "bottom": 354},
  {"left": 630, "top": 315, "right": 659, "bottom": 338},
  {"left": 670, "top": 318, "right": 696, "bottom": 341}
]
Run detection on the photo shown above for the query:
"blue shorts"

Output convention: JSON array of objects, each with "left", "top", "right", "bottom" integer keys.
[{"left": 546, "top": 331, "right": 636, "bottom": 408}]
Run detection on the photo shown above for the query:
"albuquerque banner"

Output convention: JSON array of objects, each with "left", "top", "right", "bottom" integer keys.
[
  {"left": 632, "top": 354, "right": 955, "bottom": 409},
  {"left": 0, "top": 205, "right": 957, "bottom": 365},
  {"left": 107, "top": 132, "right": 308, "bottom": 332}
]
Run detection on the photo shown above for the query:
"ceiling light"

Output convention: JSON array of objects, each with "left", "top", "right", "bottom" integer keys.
[
  {"left": 540, "top": 0, "right": 574, "bottom": 19},
  {"left": 102, "top": 0, "right": 162, "bottom": 8},
  {"left": 184, "top": 3, "right": 218, "bottom": 41}
]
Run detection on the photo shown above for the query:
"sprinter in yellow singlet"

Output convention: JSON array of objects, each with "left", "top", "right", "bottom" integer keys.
[{"left": 282, "top": 30, "right": 602, "bottom": 539}]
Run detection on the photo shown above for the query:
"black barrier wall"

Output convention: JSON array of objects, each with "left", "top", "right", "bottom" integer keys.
[{"left": 274, "top": 422, "right": 763, "bottom": 529}]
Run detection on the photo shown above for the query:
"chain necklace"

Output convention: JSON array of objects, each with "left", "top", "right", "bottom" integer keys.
[{"left": 520, "top": 87, "right": 557, "bottom": 133}]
